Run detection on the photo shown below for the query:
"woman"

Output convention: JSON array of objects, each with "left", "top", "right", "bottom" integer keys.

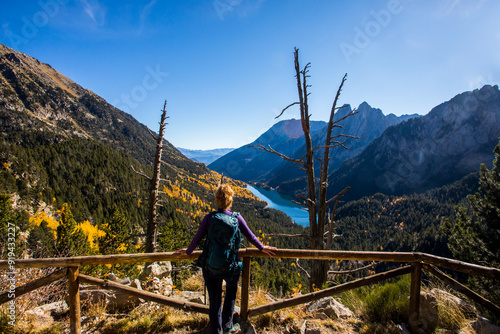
[{"left": 175, "top": 184, "right": 277, "bottom": 334}]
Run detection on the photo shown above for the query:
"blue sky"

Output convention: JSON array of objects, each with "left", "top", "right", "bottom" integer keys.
[{"left": 1, "top": 0, "right": 499, "bottom": 150}]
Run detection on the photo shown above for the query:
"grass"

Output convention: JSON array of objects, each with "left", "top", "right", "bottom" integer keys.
[
  {"left": 341, "top": 274, "right": 410, "bottom": 325},
  {"left": 2, "top": 270, "right": 490, "bottom": 334},
  {"left": 96, "top": 303, "right": 209, "bottom": 334}
]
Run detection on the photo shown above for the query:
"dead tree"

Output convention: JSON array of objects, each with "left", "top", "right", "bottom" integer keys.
[
  {"left": 251, "top": 48, "right": 359, "bottom": 290},
  {"left": 132, "top": 100, "right": 169, "bottom": 253}
]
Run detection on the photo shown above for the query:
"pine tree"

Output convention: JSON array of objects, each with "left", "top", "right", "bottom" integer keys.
[
  {"left": 55, "top": 203, "right": 91, "bottom": 256},
  {"left": 444, "top": 138, "right": 500, "bottom": 304},
  {"left": 99, "top": 208, "right": 131, "bottom": 255}
]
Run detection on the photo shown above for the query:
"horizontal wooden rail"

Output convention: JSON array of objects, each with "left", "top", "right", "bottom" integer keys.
[
  {"left": 0, "top": 249, "right": 418, "bottom": 270},
  {"left": 0, "top": 268, "right": 67, "bottom": 305},
  {"left": 423, "top": 264, "right": 500, "bottom": 316},
  {"left": 1, "top": 249, "right": 498, "bottom": 280},
  {"left": 1, "top": 249, "right": 498, "bottom": 334},
  {"left": 0, "top": 251, "right": 202, "bottom": 269},
  {"left": 247, "top": 265, "right": 413, "bottom": 318},
  {"left": 240, "top": 248, "right": 418, "bottom": 262},
  {"left": 79, "top": 274, "right": 209, "bottom": 314},
  {"left": 416, "top": 253, "right": 500, "bottom": 280}
]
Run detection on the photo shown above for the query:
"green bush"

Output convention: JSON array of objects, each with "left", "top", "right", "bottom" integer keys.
[{"left": 343, "top": 275, "right": 410, "bottom": 324}]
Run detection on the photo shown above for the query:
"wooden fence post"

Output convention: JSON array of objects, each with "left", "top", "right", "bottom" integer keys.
[
  {"left": 409, "top": 263, "right": 422, "bottom": 334},
  {"left": 68, "top": 267, "right": 81, "bottom": 334},
  {"left": 240, "top": 257, "right": 251, "bottom": 321}
]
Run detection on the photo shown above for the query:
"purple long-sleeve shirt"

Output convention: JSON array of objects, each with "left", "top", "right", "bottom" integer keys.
[{"left": 186, "top": 209, "right": 264, "bottom": 255}]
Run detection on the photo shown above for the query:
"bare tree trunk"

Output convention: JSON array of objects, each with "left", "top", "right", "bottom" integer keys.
[
  {"left": 145, "top": 101, "right": 168, "bottom": 254},
  {"left": 251, "top": 48, "right": 358, "bottom": 290}
]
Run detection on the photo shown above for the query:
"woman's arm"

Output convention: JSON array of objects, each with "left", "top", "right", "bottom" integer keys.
[
  {"left": 175, "top": 213, "right": 211, "bottom": 255},
  {"left": 237, "top": 214, "right": 265, "bottom": 250}
]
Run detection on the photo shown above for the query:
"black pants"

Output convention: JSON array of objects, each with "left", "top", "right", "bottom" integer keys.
[{"left": 203, "top": 270, "right": 240, "bottom": 334}]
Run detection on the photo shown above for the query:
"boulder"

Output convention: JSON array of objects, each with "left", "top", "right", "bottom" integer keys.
[
  {"left": 25, "top": 307, "right": 54, "bottom": 328},
  {"left": 430, "top": 289, "right": 477, "bottom": 316},
  {"left": 300, "top": 320, "right": 321, "bottom": 334},
  {"left": 35, "top": 300, "right": 69, "bottom": 318},
  {"left": 307, "top": 297, "right": 353, "bottom": 319},
  {"left": 416, "top": 292, "right": 439, "bottom": 334},
  {"left": 141, "top": 261, "right": 172, "bottom": 280},
  {"left": 179, "top": 291, "right": 206, "bottom": 304},
  {"left": 79, "top": 278, "right": 145, "bottom": 312},
  {"left": 465, "top": 317, "right": 500, "bottom": 334}
]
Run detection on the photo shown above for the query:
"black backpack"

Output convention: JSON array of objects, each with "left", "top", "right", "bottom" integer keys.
[{"left": 196, "top": 212, "right": 242, "bottom": 276}]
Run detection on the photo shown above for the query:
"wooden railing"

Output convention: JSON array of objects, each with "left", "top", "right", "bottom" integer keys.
[{"left": 1, "top": 249, "right": 499, "bottom": 334}]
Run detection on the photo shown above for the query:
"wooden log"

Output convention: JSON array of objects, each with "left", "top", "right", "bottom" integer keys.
[
  {"left": 0, "top": 268, "right": 67, "bottom": 305},
  {"left": 68, "top": 267, "right": 81, "bottom": 334},
  {"left": 423, "top": 264, "right": 500, "bottom": 316},
  {"left": 0, "top": 251, "right": 202, "bottom": 269},
  {"left": 78, "top": 273, "right": 209, "bottom": 314},
  {"left": 416, "top": 253, "right": 500, "bottom": 280},
  {"left": 409, "top": 263, "right": 422, "bottom": 334},
  {"left": 240, "top": 248, "right": 418, "bottom": 262},
  {"left": 247, "top": 265, "right": 412, "bottom": 318},
  {"left": 240, "top": 257, "right": 251, "bottom": 321}
]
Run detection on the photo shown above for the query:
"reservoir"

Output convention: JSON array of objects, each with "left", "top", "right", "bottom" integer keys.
[{"left": 247, "top": 185, "right": 309, "bottom": 226}]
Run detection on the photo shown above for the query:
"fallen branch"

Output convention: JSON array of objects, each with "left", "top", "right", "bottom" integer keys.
[
  {"left": 131, "top": 165, "right": 151, "bottom": 181},
  {"left": 328, "top": 262, "right": 378, "bottom": 275}
]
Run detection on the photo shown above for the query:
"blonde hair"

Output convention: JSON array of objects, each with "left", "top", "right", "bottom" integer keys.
[{"left": 215, "top": 184, "right": 234, "bottom": 210}]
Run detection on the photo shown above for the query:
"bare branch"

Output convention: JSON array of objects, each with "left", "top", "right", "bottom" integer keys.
[
  {"left": 326, "top": 187, "right": 351, "bottom": 206},
  {"left": 328, "top": 262, "right": 378, "bottom": 275},
  {"left": 267, "top": 234, "right": 312, "bottom": 241},
  {"left": 311, "top": 144, "right": 349, "bottom": 154},
  {"left": 331, "top": 107, "right": 359, "bottom": 128},
  {"left": 171, "top": 264, "right": 200, "bottom": 272},
  {"left": 276, "top": 102, "right": 300, "bottom": 119},
  {"left": 290, "top": 200, "right": 309, "bottom": 209},
  {"left": 328, "top": 140, "right": 349, "bottom": 150},
  {"left": 295, "top": 259, "right": 311, "bottom": 279},
  {"left": 249, "top": 144, "right": 304, "bottom": 165},
  {"left": 131, "top": 165, "right": 151, "bottom": 181},
  {"left": 297, "top": 194, "right": 315, "bottom": 206},
  {"left": 147, "top": 127, "right": 157, "bottom": 141}
]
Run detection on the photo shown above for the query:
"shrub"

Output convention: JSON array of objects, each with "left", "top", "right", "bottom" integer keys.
[{"left": 343, "top": 275, "right": 410, "bottom": 324}]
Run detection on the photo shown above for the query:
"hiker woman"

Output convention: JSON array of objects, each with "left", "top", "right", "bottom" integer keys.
[{"left": 175, "top": 184, "right": 277, "bottom": 334}]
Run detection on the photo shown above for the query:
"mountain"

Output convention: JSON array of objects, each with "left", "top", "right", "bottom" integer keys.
[
  {"left": 0, "top": 42, "right": 306, "bottom": 255},
  {"left": 209, "top": 103, "right": 417, "bottom": 187},
  {"left": 0, "top": 43, "right": 198, "bottom": 169},
  {"left": 279, "top": 85, "right": 500, "bottom": 201},
  {"left": 208, "top": 119, "right": 327, "bottom": 181},
  {"left": 177, "top": 147, "right": 234, "bottom": 165},
  {"left": 264, "top": 103, "right": 417, "bottom": 188}
]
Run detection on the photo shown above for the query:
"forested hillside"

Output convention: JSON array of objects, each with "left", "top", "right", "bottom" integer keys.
[{"left": 0, "top": 43, "right": 308, "bottom": 291}]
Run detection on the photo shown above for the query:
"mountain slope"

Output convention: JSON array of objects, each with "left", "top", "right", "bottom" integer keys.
[
  {"left": 0, "top": 43, "right": 307, "bottom": 255},
  {"left": 177, "top": 147, "right": 234, "bottom": 165},
  {"left": 264, "top": 103, "right": 417, "bottom": 188},
  {"left": 208, "top": 119, "right": 327, "bottom": 181},
  {"left": 0, "top": 43, "right": 201, "bottom": 172},
  {"left": 209, "top": 102, "right": 417, "bottom": 188},
  {"left": 316, "top": 85, "right": 500, "bottom": 201}
]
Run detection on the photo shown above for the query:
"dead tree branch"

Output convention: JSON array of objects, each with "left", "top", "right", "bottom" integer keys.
[
  {"left": 249, "top": 144, "right": 305, "bottom": 165},
  {"left": 328, "top": 262, "right": 378, "bottom": 275},
  {"left": 267, "top": 234, "right": 312, "bottom": 241},
  {"left": 131, "top": 165, "right": 151, "bottom": 181},
  {"left": 276, "top": 102, "right": 300, "bottom": 119},
  {"left": 295, "top": 259, "right": 311, "bottom": 279}
]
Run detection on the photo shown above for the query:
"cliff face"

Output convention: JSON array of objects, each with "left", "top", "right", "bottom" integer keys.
[
  {"left": 321, "top": 85, "right": 500, "bottom": 200},
  {"left": 209, "top": 102, "right": 417, "bottom": 187},
  {"left": 0, "top": 43, "right": 200, "bottom": 171}
]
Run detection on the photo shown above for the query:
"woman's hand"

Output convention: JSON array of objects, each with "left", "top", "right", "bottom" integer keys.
[
  {"left": 174, "top": 249, "right": 187, "bottom": 255},
  {"left": 260, "top": 246, "right": 278, "bottom": 256}
]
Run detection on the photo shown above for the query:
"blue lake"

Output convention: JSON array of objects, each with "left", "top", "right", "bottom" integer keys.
[{"left": 247, "top": 185, "right": 309, "bottom": 226}]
